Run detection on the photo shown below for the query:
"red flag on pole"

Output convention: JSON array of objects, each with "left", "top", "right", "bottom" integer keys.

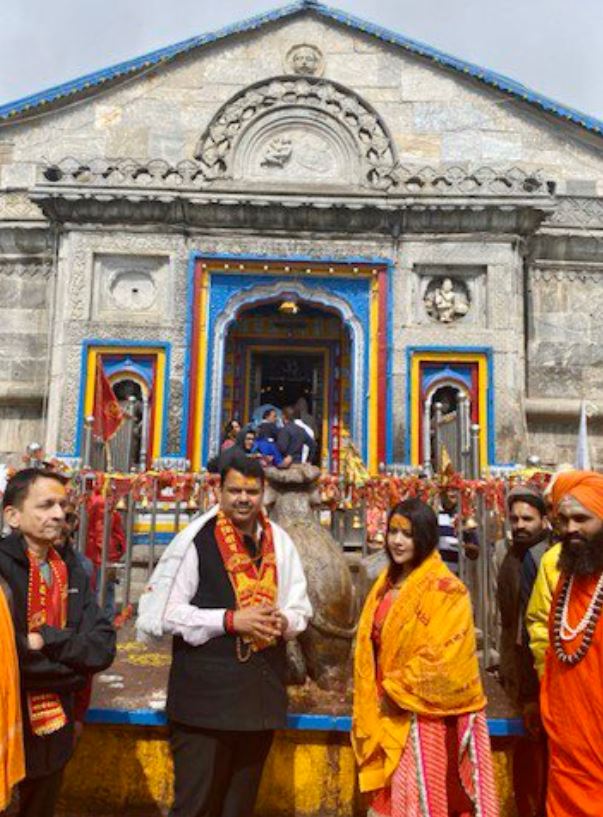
[{"left": 93, "top": 362, "right": 124, "bottom": 442}]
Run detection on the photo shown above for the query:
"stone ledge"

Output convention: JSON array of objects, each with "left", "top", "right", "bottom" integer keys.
[{"left": 525, "top": 397, "right": 603, "bottom": 418}]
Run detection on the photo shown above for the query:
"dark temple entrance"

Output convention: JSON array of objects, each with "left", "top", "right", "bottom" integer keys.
[{"left": 251, "top": 351, "right": 324, "bottom": 416}]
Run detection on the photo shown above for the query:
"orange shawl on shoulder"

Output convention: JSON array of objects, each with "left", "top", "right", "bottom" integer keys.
[
  {"left": 352, "top": 551, "right": 486, "bottom": 792},
  {"left": 0, "top": 586, "right": 25, "bottom": 811}
]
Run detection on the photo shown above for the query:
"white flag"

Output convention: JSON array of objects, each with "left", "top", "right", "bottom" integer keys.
[{"left": 575, "top": 401, "right": 591, "bottom": 470}]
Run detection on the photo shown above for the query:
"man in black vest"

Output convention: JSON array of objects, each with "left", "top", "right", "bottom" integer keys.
[{"left": 159, "top": 453, "right": 311, "bottom": 817}]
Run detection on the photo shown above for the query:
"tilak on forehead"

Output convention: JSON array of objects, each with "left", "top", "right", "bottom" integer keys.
[
  {"left": 550, "top": 470, "right": 603, "bottom": 520},
  {"left": 226, "top": 472, "right": 262, "bottom": 489},
  {"left": 389, "top": 514, "right": 412, "bottom": 533}
]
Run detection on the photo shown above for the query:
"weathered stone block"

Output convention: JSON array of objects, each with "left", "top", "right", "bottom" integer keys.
[
  {"left": 0, "top": 309, "right": 47, "bottom": 334},
  {"left": 0, "top": 333, "right": 47, "bottom": 358},
  {"left": 0, "top": 276, "right": 21, "bottom": 307},
  {"left": 1, "top": 162, "right": 37, "bottom": 189},
  {"left": 0, "top": 359, "right": 12, "bottom": 380},
  {"left": 19, "top": 280, "right": 48, "bottom": 310},
  {"left": 396, "top": 134, "right": 442, "bottom": 161},
  {"left": 106, "top": 128, "right": 149, "bottom": 161},
  {"left": 413, "top": 102, "right": 493, "bottom": 133},
  {"left": 11, "top": 359, "right": 46, "bottom": 383}
]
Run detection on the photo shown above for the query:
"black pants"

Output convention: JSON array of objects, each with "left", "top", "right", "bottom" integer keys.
[
  {"left": 169, "top": 723, "right": 273, "bottom": 817},
  {"left": 16, "top": 769, "right": 64, "bottom": 817}
]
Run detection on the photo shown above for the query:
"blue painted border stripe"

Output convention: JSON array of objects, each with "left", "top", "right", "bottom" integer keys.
[
  {"left": 85, "top": 707, "right": 525, "bottom": 736},
  {"left": 0, "top": 1, "right": 600, "bottom": 136}
]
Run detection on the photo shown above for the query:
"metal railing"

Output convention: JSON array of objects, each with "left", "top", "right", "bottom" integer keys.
[{"left": 25, "top": 410, "right": 541, "bottom": 671}]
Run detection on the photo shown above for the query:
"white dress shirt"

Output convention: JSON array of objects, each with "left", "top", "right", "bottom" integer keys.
[{"left": 163, "top": 519, "right": 312, "bottom": 647}]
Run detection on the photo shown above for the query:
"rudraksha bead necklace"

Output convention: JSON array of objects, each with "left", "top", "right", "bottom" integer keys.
[{"left": 553, "top": 572, "right": 603, "bottom": 666}]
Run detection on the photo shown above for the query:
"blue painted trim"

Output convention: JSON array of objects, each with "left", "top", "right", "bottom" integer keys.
[
  {"left": 132, "top": 534, "right": 172, "bottom": 546},
  {"left": 487, "top": 351, "right": 496, "bottom": 465},
  {"left": 75, "top": 339, "right": 172, "bottom": 458},
  {"left": 1, "top": 1, "right": 601, "bottom": 137},
  {"left": 85, "top": 707, "right": 525, "bottom": 736},
  {"left": 487, "top": 717, "right": 525, "bottom": 737},
  {"left": 403, "top": 345, "right": 497, "bottom": 466},
  {"left": 74, "top": 341, "right": 89, "bottom": 458},
  {"left": 180, "top": 253, "right": 198, "bottom": 458},
  {"left": 404, "top": 345, "right": 413, "bottom": 465}
]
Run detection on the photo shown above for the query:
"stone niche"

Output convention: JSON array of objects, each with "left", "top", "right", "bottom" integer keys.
[
  {"left": 91, "top": 254, "right": 169, "bottom": 324},
  {"left": 414, "top": 265, "right": 486, "bottom": 327}
]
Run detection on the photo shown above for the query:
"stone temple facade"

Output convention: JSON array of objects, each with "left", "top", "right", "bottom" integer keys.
[{"left": 0, "top": 0, "right": 602, "bottom": 471}]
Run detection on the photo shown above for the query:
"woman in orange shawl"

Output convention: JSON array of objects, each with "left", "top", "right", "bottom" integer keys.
[
  {"left": 352, "top": 498, "right": 499, "bottom": 817},
  {"left": 0, "top": 579, "right": 25, "bottom": 812}
]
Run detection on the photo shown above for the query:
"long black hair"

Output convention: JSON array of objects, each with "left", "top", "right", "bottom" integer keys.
[{"left": 386, "top": 497, "right": 439, "bottom": 570}]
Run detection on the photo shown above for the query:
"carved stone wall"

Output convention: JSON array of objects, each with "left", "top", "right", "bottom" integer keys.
[
  {"left": 0, "top": 241, "right": 53, "bottom": 461},
  {"left": 46, "top": 231, "right": 188, "bottom": 456},
  {"left": 395, "top": 239, "right": 526, "bottom": 463},
  {"left": 1, "top": 11, "right": 603, "bottom": 465},
  {"left": 528, "top": 264, "right": 603, "bottom": 400}
]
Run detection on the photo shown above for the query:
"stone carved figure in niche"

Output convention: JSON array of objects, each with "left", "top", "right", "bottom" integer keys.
[
  {"left": 424, "top": 277, "right": 470, "bottom": 323},
  {"left": 285, "top": 44, "right": 324, "bottom": 76},
  {"left": 261, "top": 136, "right": 293, "bottom": 168}
]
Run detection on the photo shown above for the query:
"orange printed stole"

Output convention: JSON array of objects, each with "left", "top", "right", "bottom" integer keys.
[
  {"left": 214, "top": 510, "right": 278, "bottom": 651},
  {"left": 26, "top": 547, "right": 68, "bottom": 736}
]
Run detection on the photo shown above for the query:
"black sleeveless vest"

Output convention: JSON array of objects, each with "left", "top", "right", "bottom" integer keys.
[{"left": 166, "top": 517, "right": 288, "bottom": 731}]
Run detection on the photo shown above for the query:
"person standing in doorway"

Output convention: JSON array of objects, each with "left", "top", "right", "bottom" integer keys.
[{"left": 277, "top": 406, "right": 316, "bottom": 465}]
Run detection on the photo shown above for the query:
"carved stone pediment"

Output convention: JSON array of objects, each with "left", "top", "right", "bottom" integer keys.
[{"left": 194, "top": 77, "right": 398, "bottom": 191}]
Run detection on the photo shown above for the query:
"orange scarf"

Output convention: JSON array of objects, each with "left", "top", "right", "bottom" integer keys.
[
  {"left": 214, "top": 511, "right": 278, "bottom": 652},
  {"left": 0, "top": 587, "right": 24, "bottom": 811},
  {"left": 26, "top": 547, "right": 68, "bottom": 736},
  {"left": 352, "top": 551, "right": 486, "bottom": 792}
]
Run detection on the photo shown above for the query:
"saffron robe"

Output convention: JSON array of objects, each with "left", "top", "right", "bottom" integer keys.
[
  {"left": 541, "top": 572, "right": 603, "bottom": 817},
  {"left": 0, "top": 585, "right": 24, "bottom": 811}
]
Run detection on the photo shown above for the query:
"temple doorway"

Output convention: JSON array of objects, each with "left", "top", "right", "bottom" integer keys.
[{"left": 222, "top": 299, "right": 352, "bottom": 469}]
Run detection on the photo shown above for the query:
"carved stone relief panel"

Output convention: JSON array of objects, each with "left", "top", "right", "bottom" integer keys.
[
  {"left": 233, "top": 109, "right": 359, "bottom": 185},
  {"left": 92, "top": 253, "right": 168, "bottom": 323},
  {"left": 414, "top": 265, "right": 486, "bottom": 327}
]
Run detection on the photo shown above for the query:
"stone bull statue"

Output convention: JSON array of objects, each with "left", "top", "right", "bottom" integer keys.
[{"left": 265, "top": 464, "right": 358, "bottom": 689}]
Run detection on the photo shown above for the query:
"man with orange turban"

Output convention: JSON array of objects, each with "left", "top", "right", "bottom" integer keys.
[{"left": 541, "top": 470, "right": 603, "bottom": 816}]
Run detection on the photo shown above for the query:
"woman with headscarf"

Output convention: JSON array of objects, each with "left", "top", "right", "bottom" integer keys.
[
  {"left": 220, "top": 419, "right": 241, "bottom": 452},
  {"left": 352, "top": 498, "right": 499, "bottom": 817}
]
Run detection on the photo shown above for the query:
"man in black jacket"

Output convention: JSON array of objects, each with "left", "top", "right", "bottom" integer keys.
[
  {"left": 277, "top": 406, "right": 316, "bottom": 464},
  {"left": 0, "top": 468, "right": 116, "bottom": 817}
]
